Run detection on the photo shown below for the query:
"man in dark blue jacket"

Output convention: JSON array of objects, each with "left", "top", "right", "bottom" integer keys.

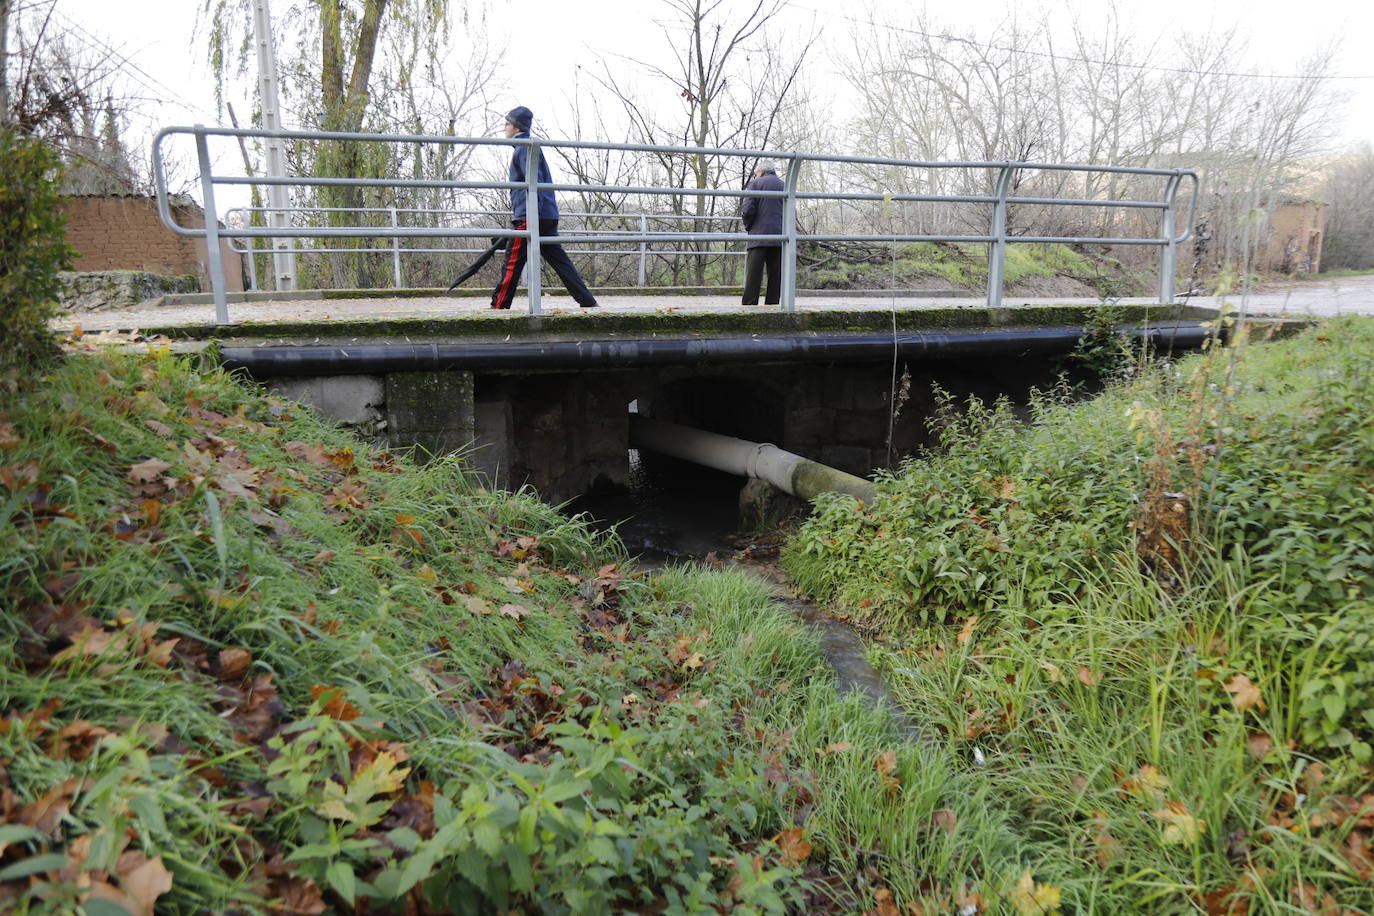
[
  {"left": 740, "top": 160, "right": 785, "bottom": 305},
  {"left": 490, "top": 106, "right": 598, "bottom": 310}
]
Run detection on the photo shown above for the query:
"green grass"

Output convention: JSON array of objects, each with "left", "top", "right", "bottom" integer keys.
[
  {"left": 784, "top": 315, "right": 1374, "bottom": 914},
  {"left": 6, "top": 318, "right": 1373, "bottom": 913},
  {"left": 0, "top": 348, "right": 916, "bottom": 914},
  {"left": 803, "top": 241, "right": 1143, "bottom": 296},
  {"left": 1295, "top": 268, "right": 1374, "bottom": 280}
]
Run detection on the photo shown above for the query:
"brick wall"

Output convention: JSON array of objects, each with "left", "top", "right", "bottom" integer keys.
[{"left": 59, "top": 196, "right": 245, "bottom": 293}]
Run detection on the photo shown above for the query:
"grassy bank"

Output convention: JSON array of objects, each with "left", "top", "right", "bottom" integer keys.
[
  {"left": 6, "top": 318, "right": 1372, "bottom": 914},
  {"left": 800, "top": 241, "right": 1143, "bottom": 296},
  {"left": 786, "top": 316, "right": 1374, "bottom": 913},
  {"left": 0, "top": 344, "right": 925, "bottom": 914}
]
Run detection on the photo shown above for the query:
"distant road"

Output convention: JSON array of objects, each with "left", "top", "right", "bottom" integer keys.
[{"left": 1183, "top": 274, "right": 1374, "bottom": 317}]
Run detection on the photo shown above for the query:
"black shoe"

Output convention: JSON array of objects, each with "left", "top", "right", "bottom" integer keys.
[{"left": 580, "top": 300, "right": 599, "bottom": 308}]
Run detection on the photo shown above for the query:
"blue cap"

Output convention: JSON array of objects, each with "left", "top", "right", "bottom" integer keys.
[{"left": 505, "top": 106, "right": 533, "bottom": 133}]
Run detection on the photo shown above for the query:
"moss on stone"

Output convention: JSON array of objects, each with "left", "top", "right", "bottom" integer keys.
[
  {"left": 136, "top": 302, "right": 1218, "bottom": 343},
  {"left": 789, "top": 460, "right": 875, "bottom": 504}
]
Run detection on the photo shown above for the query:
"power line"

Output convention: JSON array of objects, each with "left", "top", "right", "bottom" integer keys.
[
  {"left": 790, "top": 3, "right": 1374, "bottom": 82},
  {"left": 49, "top": 8, "right": 217, "bottom": 117}
]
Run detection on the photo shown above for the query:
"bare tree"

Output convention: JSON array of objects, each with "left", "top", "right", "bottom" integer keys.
[
  {"left": 581, "top": 0, "right": 818, "bottom": 286},
  {"left": 3, "top": 1, "right": 157, "bottom": 193},
  {"left": 1321, "top": 144, "right": 1374, "bottom": 270},
  {"left": 840, "top": 5, "right": 1345, "bottom": 282}
]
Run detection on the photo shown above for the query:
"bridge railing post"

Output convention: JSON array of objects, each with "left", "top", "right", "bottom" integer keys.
[
  {"left": 389, "top": 206, "right": 403, "bottom": 288},
  {"left": 193, "top": 124, "right": 232, "bottom": 325},
  {"left": 638, "top": 214, "right": 648, "bottom": 287},
  {"left": 781, "top": 154, "right": 801, "bottom": 312},
  {"left": 1159, "top": 174, "right": 1181, "bottom": 304},
  {"left": 986, "top": 164, "right": 1014, "bottom": 309},
  {"left": 526, "top": 140, "right": 542, "bottom": 315},
  {"left": 245, "top": 236, "right": 259, "bottom": 291}
]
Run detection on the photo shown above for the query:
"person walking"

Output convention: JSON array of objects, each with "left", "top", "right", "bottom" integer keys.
[
  {"left": 740, "top": 160, "right": 785, "bottom": 306},
  {"left": 490, "top": 106, "right": 598, "bottom": 310}
]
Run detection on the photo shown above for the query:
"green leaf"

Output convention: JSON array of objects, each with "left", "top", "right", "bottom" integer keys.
[
  {"left": 502, "top": 843, "right": 533, "bottom": 892},
  {"left": 1323, "top": 693, "right": 1346, "bottom": 724},
  {"left": 326, "top": 860, "right": 357, "bottom": 903},
  {"left": 129, "top": 792, "right": 167, "bottom": 836},
  {"left": 0, "top": 824, "right": 45, "bottom": 851},
  {"left": 84, "top": 900, "right": 135, "bottom": 916},
  {"left": 0, "top": 853, "right": 69, "bottom": 881},
  {"left": 517, "top": 803, "right": 539, "bottom": 854},
  {"left": 387, "top": 826, "right": 422, "bottom": 852},
  {"left": 204, "top": 488, "right": 228, "bottom": 574}
]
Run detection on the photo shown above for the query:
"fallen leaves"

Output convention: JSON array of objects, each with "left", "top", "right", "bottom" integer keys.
[
  {"left": 1076, "top": 666, "right": 1101, "bottom": 687},
  {"left": 499, "top": 603, "right": 531, "bottom": 621},
  {"left": 774, "top": 827, "right": 812, "bottom": 866},
  {"left": 1152, "top": 799, "right": 1207, "bottom": 846},
  {"left": 1247, "top": 732, "right": 1275, "bottom": 761},
  {"left": 1008, "top": 870, "right": 1063, "bottom": 916},
  {"left": 931, "top": 808, "right": 958, "bottom": 836},
  {"left": 218, "top": 648, "right": 253, "bottom": 680},
  {"left": 0, "top": 460, "right": 40, "bottom": 491},
  {"left": 316, "top": 750, "right": 410, "bottom": 827},
  {"left": 1090, "top": 810, "right": 1123, "bottom": 867},
  {"left": 875, "top": 751, "right": 901, "bottom": 794},
  {"left": 310, "top": 685, "right": 361, "bottom": 722},
  {"left": 1223, "top": 674, "right": 1265, "bottom": 713},
  {"left": 957, "top": 615, "right": 979, "bottom": 646}
]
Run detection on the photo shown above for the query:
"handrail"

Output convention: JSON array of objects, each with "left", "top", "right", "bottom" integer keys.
[
  {"left": 153, "top": 123, "right": 1198, "bottom": 324},
  {"left": 223, "top": 207, "right": 745, "bottom": 290}
]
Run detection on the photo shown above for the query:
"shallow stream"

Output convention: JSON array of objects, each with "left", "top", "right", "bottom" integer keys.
[{"left": 568, "top": 454, "right": 919, "bottom": 737}]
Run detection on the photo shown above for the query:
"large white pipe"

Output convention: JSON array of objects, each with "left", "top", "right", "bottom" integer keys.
[{"left": 629, "top": 416, "right": 876, "bottom": 504}]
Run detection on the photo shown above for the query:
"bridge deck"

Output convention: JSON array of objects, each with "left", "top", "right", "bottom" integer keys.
[
  {"left": 56, "top": 276, "right": 1367, "bottom": 341},
  {"left": 58, "top": 291, "right": 1205, "bottom": 336}
]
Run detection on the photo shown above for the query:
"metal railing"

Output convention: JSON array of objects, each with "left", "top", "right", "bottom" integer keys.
[
  {"left": 223, "top": 207, "right": 745, "bottom": 291},
  {"left": 153, "top": 124, "right": 1199, "bottom": 325}
]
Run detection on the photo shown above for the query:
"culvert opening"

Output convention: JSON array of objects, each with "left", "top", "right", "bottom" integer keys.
[
  {"left": 566, "top": 380, "right": 790, "bottom": 563},
  {"left": 568, "top": 446, "right": 745, "bottom": 564}
]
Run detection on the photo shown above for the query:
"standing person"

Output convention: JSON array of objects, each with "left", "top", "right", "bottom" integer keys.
[
  {"left": 740, "top": 160, "right": 785, "bottom": 306},
  {"left": 490, "top": 106, "right": 598, "bottom": 310}
]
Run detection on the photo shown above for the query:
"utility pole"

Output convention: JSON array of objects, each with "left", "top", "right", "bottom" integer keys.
[
  {"left": 1, "top": 0, "right": 12, "bottom": 127},
  {"left": 252, "top": 0, "right": 297, "bottom": 291}
]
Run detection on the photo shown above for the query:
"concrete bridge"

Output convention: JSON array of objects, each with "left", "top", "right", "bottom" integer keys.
[
  {"left": 90, "top": 125, "right": 1340, "bottom": 501},
  {"left": 67, "top": 292, "right": 1228, "bottom": 502}
]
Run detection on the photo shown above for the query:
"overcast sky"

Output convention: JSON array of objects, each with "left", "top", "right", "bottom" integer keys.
[{"left": 28, "top": 0, "right": 1374, "bottom": 207}]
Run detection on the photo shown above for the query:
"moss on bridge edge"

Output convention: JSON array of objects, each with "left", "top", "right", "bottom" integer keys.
[{"left": 138, "top": 303, "right": 1218, "bottom": 342}]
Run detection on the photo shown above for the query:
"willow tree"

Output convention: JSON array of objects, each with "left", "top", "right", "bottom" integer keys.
[{"left": 202, "top": 0, "right": 460, "bottom": 287}]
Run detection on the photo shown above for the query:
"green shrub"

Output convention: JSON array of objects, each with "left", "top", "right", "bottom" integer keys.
[
  {"left": 0, "top": 129, "right": 74, "bottom": 372},
  {"left": 785, "top": 318, "right": 1374, "bottom": 756}
]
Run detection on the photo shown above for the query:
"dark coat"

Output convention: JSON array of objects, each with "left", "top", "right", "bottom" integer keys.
[
  {"left": 740, "top": 170, "right": 784, "bottom": 249},
  {"left": 508, "top": 131, "right": 559, "bottom": 222}
]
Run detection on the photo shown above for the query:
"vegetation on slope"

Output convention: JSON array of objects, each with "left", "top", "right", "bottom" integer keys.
[
  {"left": 0, "top": 344, "right": 887, "bottom": 914},
  {"left": 799, "top": 241, "right": 1142, "bottom": 297},
  {"left": 786, "top": 317, "right": 1374, "bottom": 914},
  {"left": 6, "top": 317, "right": 1373, "bottom": 915}
]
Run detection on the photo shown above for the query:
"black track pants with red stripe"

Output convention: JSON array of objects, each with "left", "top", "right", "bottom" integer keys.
[{"left": 489, "top": 219, "right": 597, "bottom": 310}]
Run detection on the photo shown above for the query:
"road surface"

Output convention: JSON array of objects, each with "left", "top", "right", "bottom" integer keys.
[{"left": 54, "top": 274, "right": 1374, "bottom": 333}]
